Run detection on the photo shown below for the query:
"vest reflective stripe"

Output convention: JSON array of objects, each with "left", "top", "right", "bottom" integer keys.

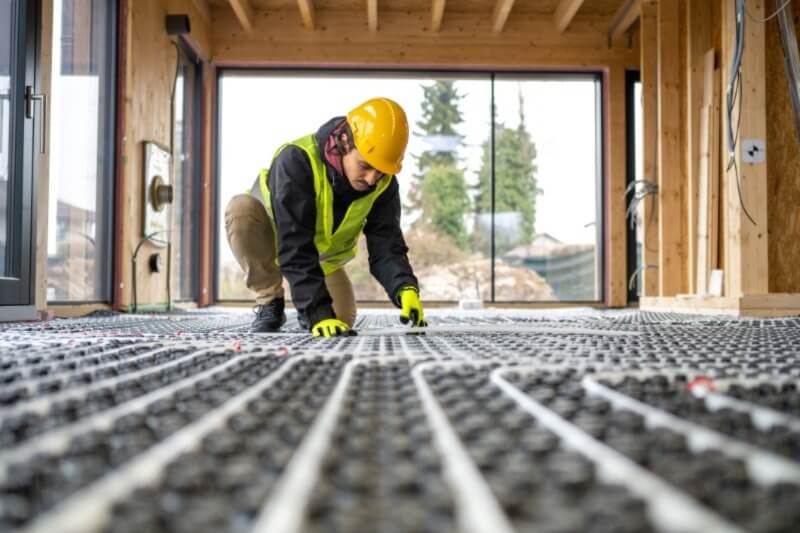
[{"left": 258, "top": 134, "right": 392, "bottom": 275}]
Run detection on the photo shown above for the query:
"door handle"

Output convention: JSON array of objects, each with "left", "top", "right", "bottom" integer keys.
[{"left": 25, "top": 85, "right": 46, "bottom": 154}]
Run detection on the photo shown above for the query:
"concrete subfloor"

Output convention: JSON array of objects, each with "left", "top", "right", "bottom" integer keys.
[{"left": 1, "top": 308, "right": 800, "bottom": 533}]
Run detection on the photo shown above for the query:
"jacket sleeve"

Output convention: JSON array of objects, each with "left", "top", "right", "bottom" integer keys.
[
  {"left": 268, "top": 147, "right": 336, "bottom": 326},
  {"left": 363, "top": 177, "right": 419, "bottom": 306}
]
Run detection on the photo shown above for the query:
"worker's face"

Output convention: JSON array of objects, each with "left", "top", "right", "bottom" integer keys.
[{"left": 340, "top": 134, "right": 385, "bottom": 191}]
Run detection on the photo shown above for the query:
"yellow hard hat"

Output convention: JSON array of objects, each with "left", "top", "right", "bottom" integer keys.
[{"left": 346, "top": 97, "right": 409, "bottom": 175}]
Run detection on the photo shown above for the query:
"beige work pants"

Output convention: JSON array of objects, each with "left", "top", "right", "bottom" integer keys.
[{"left": 224, "top": 194, "right": 357, "bottom": 327}]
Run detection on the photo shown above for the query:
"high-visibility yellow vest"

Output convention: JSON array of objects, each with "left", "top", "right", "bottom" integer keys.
[{"left": 258, "top": 134, "right": 393, "bottom": 275}]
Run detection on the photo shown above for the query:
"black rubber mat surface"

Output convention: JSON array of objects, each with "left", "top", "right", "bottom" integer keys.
[{"left": 1, "top": 308, "right": 799, "bottom": 533}]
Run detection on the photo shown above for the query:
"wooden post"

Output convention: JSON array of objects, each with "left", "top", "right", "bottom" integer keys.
[
  {"left": 608, "top": 64, "right": 627, "bottom": 307},
  {"left": 686, "top": 0, "right": 713, "bottom": 294},
  {"left": 720, "top": 0, "right": 769, "bottom": 297},
  {"left": 640, "top": 1, "right": 659, "bottom": 297},
  {"left": 657, "top": 0, "right": 686, "bottom": 296},
  {"left": 696, "top": 50, "right": 720, "bottom": 294},
  {"left": 198, "top": 64, "right": 216, "bottom": 307}
]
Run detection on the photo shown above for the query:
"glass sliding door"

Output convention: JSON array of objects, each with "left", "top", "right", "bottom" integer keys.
[
  {"left": 217, "top": 71, "right": 491, "bottom": 302},
  {"left": 216, "top": 70, "right": 605, "bottom": 304},
  {"left": 493, "top": 74, "right": 603, "bottom": 302},
  {"left": 0, "top": 0, "right": 39, "bottom": 319},
  {"left": 46, "top": 0, "right": 116, "bottom": 302}
]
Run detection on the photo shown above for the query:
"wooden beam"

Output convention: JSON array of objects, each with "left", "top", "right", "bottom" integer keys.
[
  {"left": 191, "top": 0, "right": 211, "bottom": 24},
  {"left": 368, "top": 0, "right": 378, "bottom": 32},
  {"left": 297, "top": 0, "right": 315, "bottom": 31},
  {"left": 609, "top": 0, "right": 642, "bottom": 42},
  {"left": 212, "top": 10, "right": 641, "bottom": 67},
  {"left": 608, "top": 65, "right": 628, "bottom": 306},
  {"left": 432, "top": 0, "right": 446, "bottom": 32},
  {"left": 685, "top": 0, "right": 713, "bottom": 294},
  {"left": 657, "top": 0, "right": 686, "bottom": 296},
  {"left": 228, "top": 0, "right": 254, "bottom": 32},
  {"left": 640, "top": 1, "right": 659, "bottom": 297},
  {"left": 491, "top": 0, "right": 516, "bottom": 34},
  {"left": 554, "top": 0, "right": 585, "bottom": 33},
  {"left": 720, "top": 0, "right": 768, "bottom": 296},
  {"left": 199, "top": 64, "right": 216, "bottom": 307},
  {"left": 696, "top": 50, "right": 719, "bottom": 295}
]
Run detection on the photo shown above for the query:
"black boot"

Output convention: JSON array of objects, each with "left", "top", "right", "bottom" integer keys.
[{"left": 250, "top": 298, "right": 287, "bottom": 333}]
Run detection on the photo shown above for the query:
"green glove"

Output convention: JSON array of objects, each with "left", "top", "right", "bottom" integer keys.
[
  {"left": 311, "top": 318, "right": 351, "bottom": 338},
  {"left": 398, "top": 287, "right": 427, "bottom": 327}
]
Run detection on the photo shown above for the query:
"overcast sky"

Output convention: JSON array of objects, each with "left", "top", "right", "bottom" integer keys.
[{"left": 217, "top": 72, "right": 601, "bottom": 267}]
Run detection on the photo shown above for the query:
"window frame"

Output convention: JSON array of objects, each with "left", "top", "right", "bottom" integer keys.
[
  {"left": 213, "top": 67, "right": 607, "bottom": 305},
  {"left": 172, "top": 38, "right": 203, "bottom": 303}
]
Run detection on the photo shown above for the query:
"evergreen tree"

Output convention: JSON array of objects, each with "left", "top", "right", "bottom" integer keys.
[
  {"left": 408, "top": 81, "right": 471, "bottom": 249},
  {"left": 421, "top": 165, "right": 470, "bottom": 250},
  {"left": 475, "top": 87, "right": 540, "bottom": 252}
]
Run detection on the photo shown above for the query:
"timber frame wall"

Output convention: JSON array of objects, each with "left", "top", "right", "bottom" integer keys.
[
  {"left": 638, "top": 0, "right": 800, "bottom": 316},
  {"left": 31, "top": 0, "right": 800, "bottom": 316}
]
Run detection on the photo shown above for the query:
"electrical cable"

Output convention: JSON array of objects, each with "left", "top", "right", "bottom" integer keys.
[
  {"left": 625, "top": 180, "right": 659, "bottom": 231},
  {"left": 628, "top": 264, "right": 658, "bottom": 292},
  {"left": 726, "top": 0, "right": 759, "bottom": 227},
  {"left": 745, "top": 0, "right": 793, "bottom": 23}
]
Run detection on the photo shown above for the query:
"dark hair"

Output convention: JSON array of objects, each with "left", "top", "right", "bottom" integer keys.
[{"left": 334, "top": 121, "right": 355, "bottom": 156}]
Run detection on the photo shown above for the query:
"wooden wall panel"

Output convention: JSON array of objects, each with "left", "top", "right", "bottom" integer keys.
[
  {"left": 767, "top": 2, "right": 800, "bottom": 293},
  {"left": 656, "top": 0, "right": 686, "bottom": 296},
  {"left": 118, "top": 0, "right": 182, "bottom": 310},
  {"left": 640, "top": 1, "right": 658, "bottom": 297},
  {"left": 720, "top": 0, "right": 768, "bottom": 297}
]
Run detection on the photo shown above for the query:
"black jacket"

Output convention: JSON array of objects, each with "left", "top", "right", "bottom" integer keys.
[{"left": 267, "top": 117, "right": 418, "bottom": 326}]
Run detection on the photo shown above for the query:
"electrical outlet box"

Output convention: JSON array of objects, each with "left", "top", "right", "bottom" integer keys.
[
  {"left": 143, "top": 142, "right": 171, "bottom": 246},
  {"left": 742, "top": 139, "right": 766, "bottom": 164}
]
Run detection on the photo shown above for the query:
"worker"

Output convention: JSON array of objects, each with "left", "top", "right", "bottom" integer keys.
[{"left": 224, "top": 97, "right": 427, "bottom": 337}]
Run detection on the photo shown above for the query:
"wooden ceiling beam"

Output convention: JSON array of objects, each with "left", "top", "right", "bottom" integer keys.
[
  {"left": 491, "top": 0, "right": 516, "bottom": 34},
  {"left": 554, "top": 0, "right": 586, "bottom": 33},
  {"left": 191, "top": 0, "right": 212, "bottom": 24},
  {"left": 297, "top": 0, "right": 315, "bottom": 31},
  {"left": 431, "top": 0, "right": 446, "bottom": 32},
  {"left": 368, "top": 0, "right": 378, "bottom": 32},
  {"left": 227, "top": 0, "right": 254, "bottom": 32},
  {"left": 608, "top": 0, "right": 644, "bottom": 42}
]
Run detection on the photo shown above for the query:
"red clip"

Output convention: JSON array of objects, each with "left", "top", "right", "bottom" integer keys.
[
  {"left": 232, "top": 340, "right": 242, "bottom": 352},
  {"left": 687, "top": 375, "right": 715, "bottom": 393},
  {"left": 277, "top": 346, "right": 290, "bottom": 357}
]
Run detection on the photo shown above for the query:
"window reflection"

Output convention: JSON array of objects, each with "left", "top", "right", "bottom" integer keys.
[
  {"left": 47, "top": 0, "right": 113, "bottom": 302},
  {"left": 493, "top": 78, "right": 601, "bottom": 302}
]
